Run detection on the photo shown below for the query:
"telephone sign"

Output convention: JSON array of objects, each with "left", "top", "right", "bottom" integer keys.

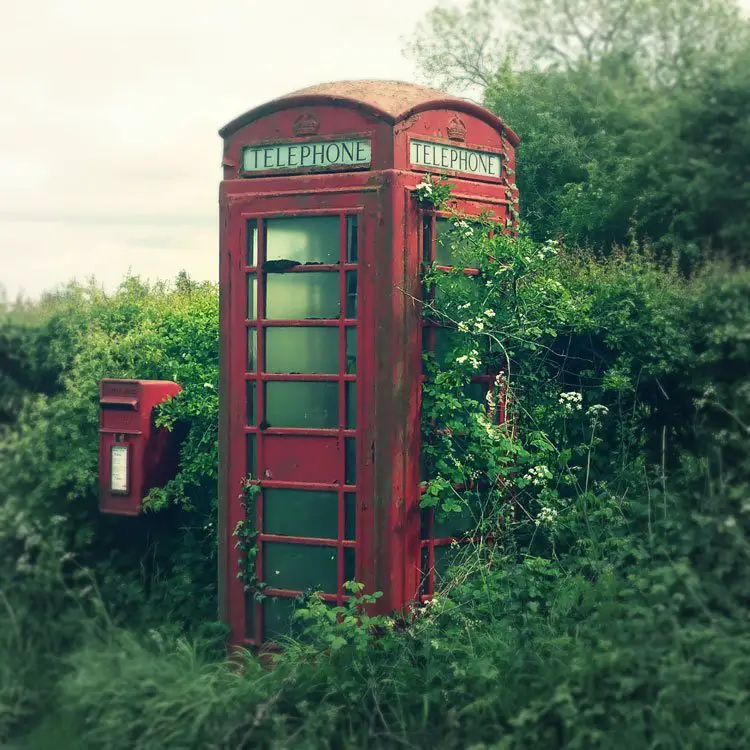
[{"left": 243, "top": 138, "right": 372, "bottom": 173}]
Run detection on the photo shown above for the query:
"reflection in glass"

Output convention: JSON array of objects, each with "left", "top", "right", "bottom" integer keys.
[
  {"left": 433, "top": 543, "right": 464, "bottom": 584},
  {"left": 432, "top": 504, "right": 477, "bottom": 539},
  {"left": 246, "top": 434, "right": 256, "bottom": 478},
  {"left": 265, "top": 381, "right": 338, "bottom": 429},
  {"left": 463, "top": 381, "right": 487, "bottom": 407},
  {"left": 432, "top": 271, "right": 475, "bottom": 309},
  {"left": 346, "top": 272, "right": 357, "bottom": 318},
  {"left": 265, "top": 328, "right": 338, "bottom": 374},
  {"left": 345, "top": 438, "right": 356, "bottom": 484},
  {"left": 247, "top": 328, "right": 257, "bottom": 371},
  {"left": 264, "top": 542, "right": 338, "bottom": 593},
  {"left": 344, "top": 547, "right": 356, "bottom": 584},
  {"left": 346, "top": 382, "right": 356, "bottom": 429},
  {"left": 422, "top": 216, "right": 433, "bottom": 263},
  {"left": 346, "top": 216, "right": 358, "bottom": 262},
  {"left": 266, "top": 273, "right": 340, "bottom": 320},
  {"left": 245, "top": 595, "right": 255, "bottom": 638},
  {"left": 247, "top": 220, "right": 258, "bottom": 266},
  {"left": 346, "top": 327, "right": 356, "bottom": 373},
  {"left": 266, "top": 216, "right": 339, "bottom": 264},
  {"left": 263, "top": 489, "right": 338, "bottom": 539},
  {"left": 246, "top": 380, "right": 256, "bottom": 426},
  {"left": 344, "top": 493, "right": 356, "bottom": 540},
  {"left": 262, "top": 596, "right": 299, "bottom": 641},
  {"left": 435, "top": 219, "right": 454, "bottom": 266},
  {"left": 435, "top": 218, "right": 483, "bottom": 267},
  {"left": 247, "top": 275, "right": 257, "bottom": 320},
  {"left": 433, "top": 326, "right": 461, "bottom": 364},
  {"left": 419, "top": 546, "right": 430, "bottom": 596}
]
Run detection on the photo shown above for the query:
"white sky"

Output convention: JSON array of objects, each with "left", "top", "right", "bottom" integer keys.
[
  {"left": 0, "top": 0, "right": 441, "bottom": 299},
  {"left": 1, "top": 0, "right": 749, "bottom": 300}
]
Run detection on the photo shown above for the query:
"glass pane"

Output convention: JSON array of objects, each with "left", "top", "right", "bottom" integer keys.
[
  {"left": 432, "top": 504, "right": 477, "bottom": 539},
  {"left": 420, "top": 546, "right": 430, "bottom": 596},
  {"left": 346, "top": 382, "right": 356, "bottom": 429},
  {"left": 247, "top": 220, "right": 258, "bottom": 266},
  {"left": 265, "top": 328, "right": 339, "bottom": 374},
  {"left": 246, "top": 434, "right": 256, "bottom": 478},
  {"left": 264, "top": 542, "right": 337, "bottom": 593},
  {"left": 265, "top": 381, "right": 338, "bottom": 429},
  {"left": 433, "top": 326, "right": 461, "bottom": 364},
  {"left": 246, "top": 380, "right": 256, "bottom": 426},
  {"left": 346, "top": 272, "right": 357, "bottom": 318},
  {"left": 434, "top": 544, "right": 465, "bottom": 585},
  {"left": 346, "top": 327, "right": 356, "bottom": 374},
  {"left": 266, "top": 216, "right": 339, "bottom": 265},
  {"left": 263, "top": 489, "right": 338, "bottom": 539},
  {"left": 436, "top": 218, "right": 482, "bottom": 267},
  {"left": 247, "top": 328, "right": 257, "bottom": 371},
  {"left": 247, "top": 275, "right": 257, "bottom": 320},
  {"left": 464, "top": 381, "right": 487, "bottom": 406},
  {"left": 245, "top": 488, "right": 258, "bottom": 534},
  {"left": 435, "top": 219, "right": 453, "bottom": 266},
  {"left": 344, "top": 547, "right": 356, "bottom": 585},
  {"left": 346, "top": 216, "right": 358, "bottom": 262},
  {"left": 344, "top": 493, "right": 356, "bottom": 540},
  {"left": 266, "top": 273, "right": 340, "bottom": 320},
  {"left": 262, "top": 596, "right": 299, "bottom": 641},
  {"left": 432, "top": 271, "right": 475, "bottom": 309},
  {"left": 345, "top": 438, "right": 356, "bottom": 484},
  {"left": 245, "top": 595, "right": 256, "bottom": 639},
  {"left": 422, "top": 216, "right": 433, "bottom": 262}
]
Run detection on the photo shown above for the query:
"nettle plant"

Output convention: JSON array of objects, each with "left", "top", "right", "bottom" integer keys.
[{"left": 419, "top": 181, "right": 622, "bottom": 575}]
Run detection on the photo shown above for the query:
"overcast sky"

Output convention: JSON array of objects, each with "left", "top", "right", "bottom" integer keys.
[
  {"left": 0, "top": 0, "right": 443, "bottom": 299},
  {"left": 2, "top": 0, "right": 749, "bottom": 300}
]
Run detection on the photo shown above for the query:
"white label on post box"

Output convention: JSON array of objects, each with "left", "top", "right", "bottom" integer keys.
[
  {"left": 242, "top": 139, "right": 372, "bottom": 172},
  {"left": 110, "top": 445, "right": 129, "bottom": 493},
  {"left": 410, "top": 140, "right": 502, "bottom": 179}
]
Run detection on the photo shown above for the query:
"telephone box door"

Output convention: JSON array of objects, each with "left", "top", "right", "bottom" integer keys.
[{"left": 220, "top": 179, "right": 386, "bottom": 647}]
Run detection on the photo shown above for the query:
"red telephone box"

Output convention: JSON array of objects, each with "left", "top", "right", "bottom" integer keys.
[
  {"left": 98, "top": 378, "right": 182, "bottom": 516},
  {"left": 218, "top": 80, "right": 519, "bottom": 648}
]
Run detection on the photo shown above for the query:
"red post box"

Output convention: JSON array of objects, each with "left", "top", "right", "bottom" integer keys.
[
  {"left": 217, "top": 80, "right": 519, "bottom": 649},
  {"left": 98, "top": 378, "right": 183, "bottom": 516}
]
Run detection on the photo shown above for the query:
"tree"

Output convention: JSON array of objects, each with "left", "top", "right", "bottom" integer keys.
[{"left": 407, "top": 0, "right": 750, "bottom": 265}]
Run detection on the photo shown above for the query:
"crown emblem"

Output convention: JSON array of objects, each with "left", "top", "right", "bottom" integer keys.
[
  {"left": 447, "top": 115, "right": 466, "bottom": 142},
  {"left": 293, "top": 112, "right": 320, "bottom": 137}
]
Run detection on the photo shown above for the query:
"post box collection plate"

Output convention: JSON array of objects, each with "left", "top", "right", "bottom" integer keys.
[{"left": 109, "top": 444, "right": 129, "bottom": 494}]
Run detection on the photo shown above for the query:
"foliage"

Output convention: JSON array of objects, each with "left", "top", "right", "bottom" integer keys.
[
  {"left": 0, "top": 273, "right": 223, "bottom": 736},
  {"left": 413, "top": 173, "right": 454, "bottom": 210},
  {"left": 407, "top": 0, "right": 750, "bottom": 266},
  {"left": 2, "top": 228, "right": 750, "bottom": 746}
]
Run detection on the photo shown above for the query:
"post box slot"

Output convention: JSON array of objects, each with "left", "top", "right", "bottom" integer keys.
[{"left": 100, "top": 398, "right": 138, "bottom": 411}]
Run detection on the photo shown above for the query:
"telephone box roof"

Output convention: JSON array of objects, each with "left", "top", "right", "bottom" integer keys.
[{"left": 219, "top": 79, "right": 520, "bottom": 145}]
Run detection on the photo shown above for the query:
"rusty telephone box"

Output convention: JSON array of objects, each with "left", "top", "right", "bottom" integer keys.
[{"left": 218, "top": 80, "right": 519, "bottom": 648}]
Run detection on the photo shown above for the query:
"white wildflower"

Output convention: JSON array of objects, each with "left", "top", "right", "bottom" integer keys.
[{"left": 535, "top": 506, "right": 559, "bottom": 527}]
